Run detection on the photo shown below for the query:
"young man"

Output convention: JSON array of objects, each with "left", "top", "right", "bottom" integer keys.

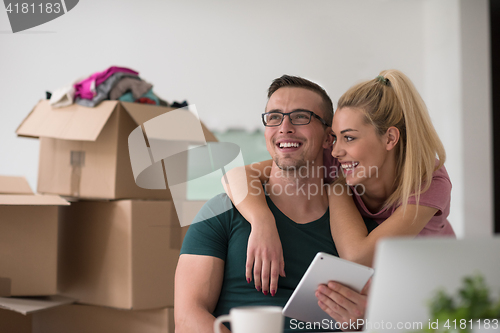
[{"left": 174, "top": 76, "right": 377, "bottom": 333}]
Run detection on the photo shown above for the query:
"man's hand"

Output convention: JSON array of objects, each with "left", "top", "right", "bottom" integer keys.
[
  {"left": 315, "top": 279, "right": 371, "bottom": 331},
  {"left": 246, "top": 223, "right": 285, "bottom": 296}
]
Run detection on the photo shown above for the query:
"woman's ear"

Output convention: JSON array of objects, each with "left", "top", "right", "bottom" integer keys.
[
  {"left": 323, "top": 127, "right": 334, "bottom": 148},
  {"left": 385, "top": 126, "right": 400, "bottom": 151}
]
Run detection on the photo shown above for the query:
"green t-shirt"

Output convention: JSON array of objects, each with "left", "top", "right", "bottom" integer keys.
[{"left": 180, "top": 193, "right": 378, "bottom": 332}]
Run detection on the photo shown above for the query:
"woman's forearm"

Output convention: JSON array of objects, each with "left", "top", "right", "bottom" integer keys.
[
  {"left": 222, "top": 159, "right": 275, "bottom": 226},
  {"left": 328, "top": 185, "right": 373, "bottom": 266},
  {"left": 328, "top": 184, "right": 438, "bottom": 267},
  {"left": 222, "top": 159, "right": 285, "bottom": 290}
]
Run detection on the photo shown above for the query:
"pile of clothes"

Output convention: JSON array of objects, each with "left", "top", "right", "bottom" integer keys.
[{"left": 47, "top": 66, "right": 188, "bottom": 108}]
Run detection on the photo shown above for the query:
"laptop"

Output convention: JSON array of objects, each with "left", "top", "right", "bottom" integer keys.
[{"left": 363, "top": 237, "right": 500, "bottom": 332}]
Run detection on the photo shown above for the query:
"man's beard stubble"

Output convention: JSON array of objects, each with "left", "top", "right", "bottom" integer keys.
[{"left": 273, "top": 155, "right": 307, "bottom": 172}]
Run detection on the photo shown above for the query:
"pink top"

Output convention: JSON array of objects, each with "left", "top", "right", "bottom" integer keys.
[
  {"left": 351, "top": 164, "right": 456, "bottom": 237},
  {"left": 74, "top": 66, "right": 139, "bottom": 100}
]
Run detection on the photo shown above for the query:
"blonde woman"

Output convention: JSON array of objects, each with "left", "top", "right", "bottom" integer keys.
[{"left": 223, "top": 70, "right": 455, "bottom": 307}]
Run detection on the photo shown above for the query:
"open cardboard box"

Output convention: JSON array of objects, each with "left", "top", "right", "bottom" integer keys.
[
  {"left": 0, "top": 297, "right": 173, "bottom": 333},
  {"left": 57, "top": 199, "right": 187, "bottom": 310},
  {"left": 0, "top": 176, "right": 69, "bottom": 296},
  {"left": 34, "top": 304, "right": 174, "bottom": 333},
  {"left": 16, "top": 100, "right": 217, "bottom": 200},
  {"left": 0, "top": 295, "right": 76, "bottom": 333}
]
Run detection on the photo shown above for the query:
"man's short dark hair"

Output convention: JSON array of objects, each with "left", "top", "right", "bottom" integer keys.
[{"left": 267, "top": 75, "right": 333, "bottom": 126}]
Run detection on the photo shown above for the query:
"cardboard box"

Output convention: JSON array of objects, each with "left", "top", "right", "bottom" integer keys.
[
  {"left": 0, "top": 291, "right": 75, "bottom": 332},
  {"left": 0, "top": 176, "right": 69, "bottom": 296},
  {"left": 0, "top": 309, "right": 32, "bottom": 333},
  {"left": 0, "top": 295, "right": 75, "bottom": 316},
  {"left": 33, "top": 305, "right": 174, "bottom": 333},
  {"left": 0, "top": 297, "right": 172, "bottom": 333},
  {"left": 16, "top": 100, "right": 217, "bottom": 200},
  {"left": 58, "top": 199, "right": 184, "bottom": 310}
]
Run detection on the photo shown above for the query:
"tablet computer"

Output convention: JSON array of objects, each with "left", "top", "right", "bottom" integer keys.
[{"left": 282, "top": 252, "right": 374, "bottom": 324}]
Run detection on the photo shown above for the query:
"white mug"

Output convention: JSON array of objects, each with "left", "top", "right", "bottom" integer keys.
[{"left": 213, "top": 306, "right": 284, "bottom": 333}]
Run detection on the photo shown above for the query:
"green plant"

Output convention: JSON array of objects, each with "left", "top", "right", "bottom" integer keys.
[{"left": 423, "top": 274, "right": 500, "bottom": 333}]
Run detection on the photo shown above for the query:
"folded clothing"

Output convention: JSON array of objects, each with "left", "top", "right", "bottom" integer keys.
[
  {"left": 50, "top": 85, "right": 75, "bottom": 108},
  {"left": 119, "top": 88, "right": 159, "bottom": 105},
  {"left": 74, "top": 66, "right": 138, "bottom": 100},
  {"left": 75, "top": 72, "right": 139, "bottom": 107},
  {"left": 135, "top": 97, "right": 157, "bottom": 105},
  {"left": 109, "top": 77, "right": 152, "bottom": 100},
  {"left": 170, "top": 101, "right": 188, "bottom": 108}
]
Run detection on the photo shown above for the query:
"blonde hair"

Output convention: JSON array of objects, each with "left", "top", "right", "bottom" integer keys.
[{"left": 337, "top": 69, "right": 446, "bottom": 213}]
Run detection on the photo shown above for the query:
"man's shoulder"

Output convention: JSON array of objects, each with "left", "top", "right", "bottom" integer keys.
[
  {"left": 181, "top": 194, "right": 236, "bottom": 258},
  {"left": 191, "top": 193, "right": 236, "bottom": 225}
]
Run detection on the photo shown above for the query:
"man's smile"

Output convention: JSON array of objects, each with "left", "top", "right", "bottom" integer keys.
[{"left": 275, "top": 140, "right": 303, "bottom": 151}]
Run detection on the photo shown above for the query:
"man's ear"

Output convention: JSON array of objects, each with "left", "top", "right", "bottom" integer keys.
[
  {"left": 323, "top": 127, "right": 334, "bottom": 148},
  {"left": 385, "top": 126, "right": 400, "bottom": 151}
]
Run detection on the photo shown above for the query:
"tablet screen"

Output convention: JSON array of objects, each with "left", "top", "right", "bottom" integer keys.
[{"left": 282, "top": 252, "right": 374, "bottom": 325}]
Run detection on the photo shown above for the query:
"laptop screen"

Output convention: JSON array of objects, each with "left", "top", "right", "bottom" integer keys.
[{"left": 364, "top": 237, "right": 500, "bottom": 332}]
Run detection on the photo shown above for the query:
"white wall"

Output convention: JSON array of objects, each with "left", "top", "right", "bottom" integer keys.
[
  {"left": 0, "top": 0, "right": 492, "bottom": 236},
  {"left": 422, "top": 0, "right": 464, "bottom": 236},
  {"left": 459, "top": 0, "right": 493, "bottom": 237},
  {"left": 422, "top": 0, "right": 493, "bottom": 238}
]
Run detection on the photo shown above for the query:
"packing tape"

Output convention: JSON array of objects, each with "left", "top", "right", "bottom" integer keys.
[
  {"left": 70, "top": 151, "right": 85, "bottom": 197},
  {"left": 128, "top": 106, "right": 247, "bottom": 227}
]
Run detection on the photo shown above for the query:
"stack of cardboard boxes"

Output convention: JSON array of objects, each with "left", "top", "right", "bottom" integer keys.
[
  {"left": 0, "top": 175, "right": 69, "bottom": 298},
  {"left": 0, "top": 100, "right": 216, "bottom": 332},
  {"left": 0, "top": 176, "right": 73, "bottom": 333}
]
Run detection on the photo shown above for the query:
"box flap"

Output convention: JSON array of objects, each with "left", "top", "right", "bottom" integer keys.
[
  {"left": 16, "top": 100, "right": 118, "bottom": 141},
  {"left": 0, "top": 194, "right": 70, "bottom": 206},
  {"left": 0, "top": 295, "right": 76, "bottom": 315},
  {"left": 120, "top": 102, "right": 218, "bottom": 142},
  {"left": 120, "top": 102, "right": 175, "bottom": 127},
  {"left": 201, "top": 122, "right": 218, "bottom": 142},
  {"left": 0, "top": 176, "right": 33, "bottom": 195}
]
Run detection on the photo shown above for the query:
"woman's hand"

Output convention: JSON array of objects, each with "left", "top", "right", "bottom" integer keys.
[
  {"left": 246, "top": 222, "right": 285, "bottom": 296},
  {"left": 315, "top": 279, "right": 371, "bottom": 331}
]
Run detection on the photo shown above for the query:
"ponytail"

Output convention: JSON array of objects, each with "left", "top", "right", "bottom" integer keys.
[{"left": 337, "top": 69, "right": 446, "bottom": 214}]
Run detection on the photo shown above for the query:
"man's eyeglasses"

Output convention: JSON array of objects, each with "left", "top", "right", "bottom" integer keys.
[{"left": 262, "top": 110, "right": 330, "bottom": 127}]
